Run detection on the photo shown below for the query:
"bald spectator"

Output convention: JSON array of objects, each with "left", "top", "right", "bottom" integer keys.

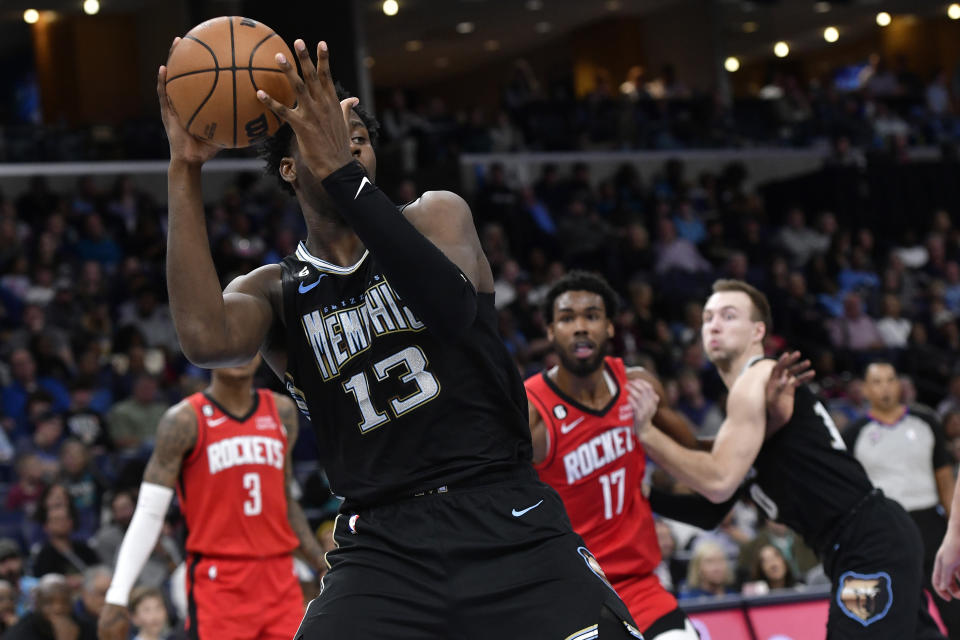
[
  {"left": 2, "top": 573, "right": 78, "bottom": 640},
  {"left": 845, "top": 361, "right": 960, "bottom": 634}
]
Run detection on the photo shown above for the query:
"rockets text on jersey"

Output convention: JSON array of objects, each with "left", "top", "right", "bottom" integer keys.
[{"left": 179, "top": 390, "right": 298, "bottom": 557}]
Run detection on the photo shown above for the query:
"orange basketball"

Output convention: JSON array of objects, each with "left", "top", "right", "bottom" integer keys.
[{"left": 165, "top": 16, "right": 295, "bottom": 149}]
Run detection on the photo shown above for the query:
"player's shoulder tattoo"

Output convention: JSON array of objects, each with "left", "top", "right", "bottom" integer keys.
[{"left": 143, "top": 402, "right": 198, "bottom": 487}]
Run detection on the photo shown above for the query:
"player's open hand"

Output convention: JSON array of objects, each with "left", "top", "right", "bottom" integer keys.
[
  {"left": 626, "top": 379, "right": 660, "bottom": 438},
  {"left": 765, "top": 351, "right": 814, "bottom": 433},
  {"left": 257, "top": 40, "right": 356, "bottom": 180},
  {"left": 158, "top": 38, "right": 220, "bottom": 166},
  {"left": 97, "top": 603, "right": 130, "bottom": 640},
  {"left": 934, "top": 529, "right": 960, "bottom": 601}
]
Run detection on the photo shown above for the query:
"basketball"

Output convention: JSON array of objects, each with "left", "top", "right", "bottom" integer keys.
[{"left": 164, "top": 16, "right": 295, "bottom": 149}]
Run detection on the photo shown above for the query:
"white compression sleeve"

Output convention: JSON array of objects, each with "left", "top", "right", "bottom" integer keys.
[{"left": 104, "top": 482, "right": 174, "bottom": 607}]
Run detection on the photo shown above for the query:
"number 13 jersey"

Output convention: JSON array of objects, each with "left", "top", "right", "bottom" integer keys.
[
  {"left": 179, "top": 389, "right": 298, "bottom": 557},
  {"left": 280, "top": 242, "right": 532, "bottom": 508}
]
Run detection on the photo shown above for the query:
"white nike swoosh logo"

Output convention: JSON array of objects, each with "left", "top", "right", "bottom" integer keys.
[
  {"left": 207, "top": 416, "right": 228, "bottom": 427},
  {"left": 560, "top": 416, "right": 585, "bottom": 434},
  {"left": 511, "top": 500, "right": 544, "bottom": 517},
  {"left": 354, "top": 176, "right": 372, "bottom": 200}
]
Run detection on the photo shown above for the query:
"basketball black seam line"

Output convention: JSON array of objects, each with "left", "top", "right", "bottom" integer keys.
[
  {"left": 180, "top": 35, "right": 220, "bottom": 133},
  {"left": 248, "top": 32, "right": 285, "bottom": 129},
  {"left": 230, "top": 18, "right": 237, "bottom": 148},
  {"left": 166, "top": 67, "right": 285, "bottom": 83}
]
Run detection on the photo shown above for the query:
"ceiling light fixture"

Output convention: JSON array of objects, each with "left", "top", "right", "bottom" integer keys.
[
  {"left": 876, "top": 11, "right": 891, "bottom": 26},
  {"left": 774, "top": 41, "right": 789, "bottom": 57},
  {"left": 23, "top": 9, "right": 40, "bottom": 24},
  {"left": 823, "top": 26, "right": 839, "bottom": 42},
  {"left": 382, "top": 0, "right": 399, "bottom": 17},
  {"left": 724, "top": 57, "right": 740, "bottom": 72},
  {"left": 456, "top": 21, "right": 474, "bottom": 34}
]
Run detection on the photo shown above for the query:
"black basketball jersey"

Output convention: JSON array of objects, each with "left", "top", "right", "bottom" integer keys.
[
  {"left": 279, "top": 240, "right": 533, "bottom": 507},
  {"left": 745, "top": 362, "right": 874, "bottom": 552}
]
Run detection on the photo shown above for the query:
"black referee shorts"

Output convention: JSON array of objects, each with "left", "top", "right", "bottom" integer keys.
[
  {"left": 294, "top": 478, "right": 642, "bottom": 639},
  {"left": 823, "top": 491, "right": 944, "bottom": 639}
]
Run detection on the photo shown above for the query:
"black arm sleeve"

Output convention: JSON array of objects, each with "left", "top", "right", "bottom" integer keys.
[
  {"left": 321, "top": 161, "right": 477, "bottom": 340},
  {"left": 649, "top": 486, "right": 740, "bottom": 530}
]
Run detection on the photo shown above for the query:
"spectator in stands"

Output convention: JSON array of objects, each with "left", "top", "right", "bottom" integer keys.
[
  {"left": 678, "top": 541, "right": 736, "bottom": 600},
  {"left": 0, "top": 578, "right": 16, "bottom": 633},
  {"left": 64, "top": 381, "right": 111, "bottom": 454},
  {"left": 21, "top": 411, "right": 66, "bottom": 478},
  {"left": 1, "top": 348, "right": 69, "bottom": 435},
  {"left": 7, "top": 305, "right": 74, "bottom": 375},
  {"left": 844, "top": 361, "right": 960, "bottom": 633},
  {"left": 105, "top": 375, "right": 165, "bottom": 454},
  {"left": 74, "top": 213, "right": 122, "bottom": 271},
  {"left": 876, "top": 293, "right": 912, "bottom": 348},
  {"left": 654, "top": 217, "right": 711, "bottom": 276},
  {"left": 652, "top": 519, "right": 680, "bottom": 594},
  {"left": 739, "top": 518, "right": 819, "bottom": 584},
  {"left": 117, "top": 288, "right": 179, "bottom": 357},
  {"left": 58, "top": 440, "right": 103, "bottom": 541},
  {"left": 1, "top": 573, "right": 78, "bottom": 640},
  {"left": 6, "top": 453, "right": 46, "bottom": 515},
  {"left": 937, "top": 373, "right": 960, "bottom": 418},
  {"left": 129, "top": 585, "right": 181, "bottom": 640},
  {"left": 827, "top": 292, "right": 883, "bottom": 352},
  {"left": 745, "top": 544, "right": 798, "bottom": 594},
  {"left": 675, "top": 368, "right": 723, "bottom": 437},
  {"left": 72, "top": 565, "right": 110, "bottom": 639},
  {"left": 776, "top": 208, "right": 829, "bottom": 268},
  {"left": 0, "top": 539, "right": 35, "bottom": 619},
  {"left": 31, "top": 504, "right": 100, "bottom": 590}
]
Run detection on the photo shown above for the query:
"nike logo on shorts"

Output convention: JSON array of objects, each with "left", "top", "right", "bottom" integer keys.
[{"left": 512, "top": 500, "right": 544, "bottom": 517}]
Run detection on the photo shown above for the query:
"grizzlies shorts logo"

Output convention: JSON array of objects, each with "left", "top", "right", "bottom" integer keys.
[
  {"left": 577, "top": 546, "right": 616, "bottom": 594},
  {"left": 836, "top": 571, "right": 893, "bottom": 627}
]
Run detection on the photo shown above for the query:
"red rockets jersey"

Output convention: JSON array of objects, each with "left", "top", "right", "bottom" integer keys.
[
  {"left": 178, "top": 390, "right": 298, "bottom": 557},
  {"left": 525, "top": 357, "right": 660, "bottom": 583}
]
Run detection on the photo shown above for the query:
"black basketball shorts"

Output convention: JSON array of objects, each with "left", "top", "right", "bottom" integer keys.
[
  {"left": 823, "top": 491, "right": 944, "bottom": 639},
  {"left": 293, "top": 478, "right": 643, "bottom": 639}
]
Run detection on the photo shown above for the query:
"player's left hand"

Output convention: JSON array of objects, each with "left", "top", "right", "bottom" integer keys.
[
  {"left": 626, "top": 379, "right": 660, "bottom": 438},
  {"left": 257, "top": 39, "right": 357, "bottom": 180},
  {"left": 765, "top": 351, "right": 814, "bottom": 433},
  {"left": 934, "top": 529, "right": 960, "bottom": 601}
]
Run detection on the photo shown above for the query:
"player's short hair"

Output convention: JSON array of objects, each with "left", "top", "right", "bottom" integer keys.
[
  {"left": 260, "top": 83, "right": 380, "bottom": 196},
  {"left": 542, "top": 270, "right": 619, "bottom": 323},
  {"left": 711, "top": 279, "right": 772, "bottom": 337}
]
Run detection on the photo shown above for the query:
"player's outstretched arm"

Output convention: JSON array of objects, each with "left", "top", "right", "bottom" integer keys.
[
  {"left": 275, "top": 394, "right": 326, "bottom": 573},
  {"left": 99, "top": 403, "right": 197, "bottom": 640},
  {"left": 626, "top": 368, "right": 701, "bottom": 450},
  {"left": 257, "top": 40, "right": 482, "bottom": 340},
  {"left": 634, "top": 362, "right": 770, "bottom": 503},
  {"left": 934, "top": 477, "right": 960, "bottom": 600}
]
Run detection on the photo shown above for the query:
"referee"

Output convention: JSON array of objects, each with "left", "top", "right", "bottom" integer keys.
[{"left": 845, "top": 360, "right": 959, "bottom": 633}]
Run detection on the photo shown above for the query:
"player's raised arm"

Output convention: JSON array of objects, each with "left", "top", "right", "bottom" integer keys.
[
  {"left": 935, "top": 477, "right": 960, "bottom": 600},
  {"left": 98, "top": 403, "right": 197, "bottom": 640},
  {"left": 159, "top": 42, "right": 276, "bottom": 367},
  {"left": 257, "top": 40, "right": 482, "bottom": 340},
  {"left": 275, "top": 394, "right": 326, "bottom": 573},
  {"left": 634, "top": 362, "right": 771, "bottom": 503}
]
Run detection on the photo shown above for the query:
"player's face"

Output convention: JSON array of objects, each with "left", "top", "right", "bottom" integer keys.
[
  {"left": 701, "top": 291, "right": 764, "bottom": 365},
  {"left": 548, "top": 291, "right": 613, "bottom": 377},
  {"left": 863, "top": 363, "right": 900, "bottom": 412}
]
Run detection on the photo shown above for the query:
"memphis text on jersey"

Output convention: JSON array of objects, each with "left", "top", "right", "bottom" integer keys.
[{"left": 299, "top": 275, "right": 425, "bottom": 381}]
